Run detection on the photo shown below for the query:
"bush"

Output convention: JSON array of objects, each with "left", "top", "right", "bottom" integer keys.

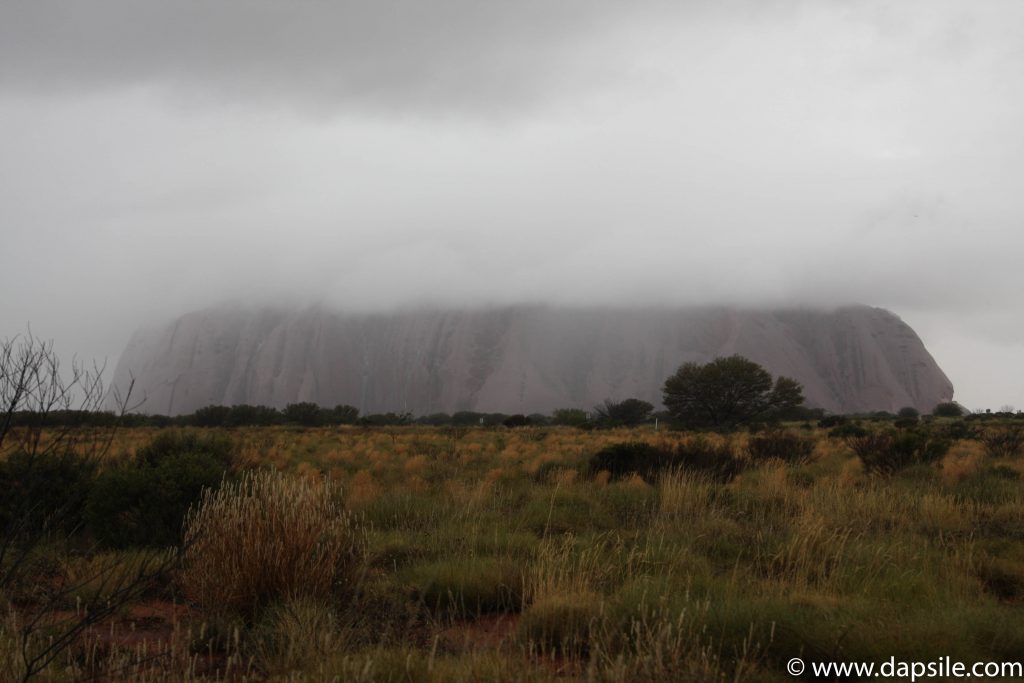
[
  {"left": 551, "top": 409, "right": 588, "bottom": 427},
  {"left": 937, "top": 421, "right": 980, "bottom": 441},
  {"left": 180, "top": 470, "right": 365, "bottom": 617},
  {"left": 135, "top": 429, "right": 235, "bottom": 470},
  {"left": 897, "top": 406, "right": 920, "bottom": 419},
  {"left": 745, "top": 430, "right": 816, "bottom": 464},
  {"left": 668, "top": 437, "right": 745, "bottom": 483},
  {"left": 83, "top": 430, "right": 237, "bottom": 548},
  {"left": 0, "top": 451, "right": 96, "bottom": 537},
  {"left": 503, "top": 414, "right": 529, "bottom": 428},
  {"left": 846, "top": 430, "right": 950, "bottom": 475},
  {"left": 933, "top": 402, "right": 965, "bottom": 418},
  {"left": 225, "top": 404, "right": 283, "bottom": 427},
  {"left": 827, "top": 423, "right": 868, "bottom": 440},
  {"left": 588, "top": 442, "right": 669, "bottom": 482},
  {"left": 588, "top": 439, "right": 743, "bottom": 484},
  {"left": 593, "top": 398, "right": 654, "bottom": 427},
  {"left": 86, "top": 451, "right": 226, "bottom": 548},
  {"left": 191, "top": 405, "right": 231, "bottom": 427},
  {"left": 979, "top": 425, "right": 1024, "bottom": 459},
  {"left": 818, "top": 415, "right": 847, "bottom": 429},
  {"left": 323, "top": 404, "right": 360, "bottom": 426},
  {"left": 283, "top": 402, "right": 324, "bottom": 426}
]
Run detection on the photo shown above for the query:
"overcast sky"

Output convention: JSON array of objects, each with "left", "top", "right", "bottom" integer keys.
[{"left": 1, "top": 0, "right": 1022, "bottom": 411}]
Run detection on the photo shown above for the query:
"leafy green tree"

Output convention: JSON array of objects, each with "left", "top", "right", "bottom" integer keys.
[
  {"left": 225, "top": 404, "right": 281, "bottom": 426},
  {"left": 283, "top": 402, "right": 324, "bottom": 426},
  {"left": 191, "top": 404, "right": 231, "bottom": 427},
  {"left": 662, "top": 355, "right": 804, "bottom": 429},
  {"left": 593, "top": 398, "right": 654, "bottom": 426},
  {"left": 324, "top": 404, "right": 360, "bottom": 425},
  {"left": 897, "top": 406, "right": 920, "bottom": 419},
  {"left": 932, "top": 402, "right": 965, "bottom": 418}
]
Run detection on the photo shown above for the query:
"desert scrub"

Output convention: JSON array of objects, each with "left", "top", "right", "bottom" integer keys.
[
  {"left": 588, "top": 438, "right": 742, "bottom": 484},
  {"left": 180, "top": 469, "right": 365, "bottom": 617},
  {"left": 745, "top": 429, "right": 816, "bottom": 464},
  {"left": 979, "top": 424, "right": 1024, "bottom": 459},
  {"left": 846, "top": 429, "right": 950, "bottom": 475}
]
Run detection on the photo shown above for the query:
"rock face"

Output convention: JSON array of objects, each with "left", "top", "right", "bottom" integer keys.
[{"left": 111, "top": 304, "right": 954, "bottom": 416}]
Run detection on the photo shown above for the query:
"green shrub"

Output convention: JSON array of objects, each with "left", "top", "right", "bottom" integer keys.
[
  {"left": 980, "top": 425, "right": 1024, "bottom": 459},
  {"left": 846, "top": 430, "right": 950, "bottom": 475},
  {"left": 283, "top": 402, "right": 325, "bottom": 426},
  {"left": 86, "top": 451, "right": 225, "bottom": 548},
  {"left": 85, "top": 430, "right": 238, "bottom": 548},
  {"left": 589, "top": 442, "right": 668, "bottom": 481},
  {"left": 897, "top": 406, "right": 920, "bottom": 419},
  {"left": 589, "top": 439, "right": 742, "bottom": 483},
  {"left": 0, "top": 450, "right": 96, "bottom": 537},
  {"left": 933, "top": 402, "right": 965, "bottom": 417},
  {"left": 668, "top": 437, "right": 744, "bottom": 483},
  {"left": 828, "top": 422, "right": 868, "bottom": 439},
  {"left": 936, "top": 421, "right": 980, "bottom": 441},
  {"left": 745, "top": 430, "right": 816, "bottom": 464},
  {"left": 502, "top": 414, "right": 529, "bottom": 428},
  {"left": 135, "top": 429, "right": 235, "bottom": 470}
]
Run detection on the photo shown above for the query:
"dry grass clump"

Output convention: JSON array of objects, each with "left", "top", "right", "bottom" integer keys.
[
  {"left": 180, "top": 469, "right": 365, "bottom": 617},
  {"left": 657, "top": 470, "right": 718, "bottom": 523},
  {"left": 251, "top": 596, "right": 344, "bottom": 673}
]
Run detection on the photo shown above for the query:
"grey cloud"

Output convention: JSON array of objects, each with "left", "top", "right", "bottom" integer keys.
[
  {"left": 1, "top": 0, "right": 1023, "bottom": 410},
  {"left": 0, "top": 0, "right": 638, "bottom": 113}
]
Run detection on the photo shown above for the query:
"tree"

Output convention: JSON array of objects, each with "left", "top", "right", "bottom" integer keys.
[
  {"left": 1, "top": 332, "right": 176, "bottom": 681},
  {"left": 551, "top": 408, "right": 588, "bottom": 427},
  {"left": 897, "top": 406, "right": 920, "bottom": 419},
  {"left": 661, "top": 355, "right": 804, "bottom": 429},
  {"left": 283, "top": 401, "right": 324, "bottom": 426},
  {"left": 593, "top": 398, "right": 654, "bottom": 427},
  {"left": 932, "top": 402, "right": 965, "bottom": 418},
  {"left": 324, "top": 404, "right": 360, "bottom": 425}
]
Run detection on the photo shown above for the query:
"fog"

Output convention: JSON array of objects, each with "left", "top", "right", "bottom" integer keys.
[{"left": 1, "top": 0, "right": 1022, "bottom": 411}]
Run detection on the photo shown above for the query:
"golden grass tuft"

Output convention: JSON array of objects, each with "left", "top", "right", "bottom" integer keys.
[{"left": 180, "top": 469, "right": 365, "bottom": 617}]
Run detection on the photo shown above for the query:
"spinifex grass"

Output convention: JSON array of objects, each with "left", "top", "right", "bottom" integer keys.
[
  {"left": 5, "top": 422, "right": 1024, "bottom": 680},
  {"left": 180, "top": 469, "right": 365, "bottom": 618}
]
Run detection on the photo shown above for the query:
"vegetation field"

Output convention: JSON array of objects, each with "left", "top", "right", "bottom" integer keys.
[{"left": 2, "top": 419, "right": 1024, "bottom": 681}]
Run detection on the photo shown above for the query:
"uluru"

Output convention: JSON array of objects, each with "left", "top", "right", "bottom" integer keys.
[{"left": 110, "top": 304, "right": 953, "bottom": 416}]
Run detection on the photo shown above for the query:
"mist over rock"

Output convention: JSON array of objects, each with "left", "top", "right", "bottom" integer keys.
[{"left": 111, "top": 305, "right": 953, "bottom": 416}]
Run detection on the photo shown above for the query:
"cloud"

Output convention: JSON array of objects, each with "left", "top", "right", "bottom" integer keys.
[{"left": 1, "top": 0, "right": 1023, "bottom": 409}]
